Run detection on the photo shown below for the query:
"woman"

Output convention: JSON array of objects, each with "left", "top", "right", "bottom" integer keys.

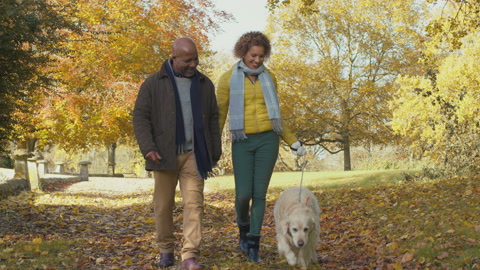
[{"left": 216, "top": 31, "right": 306, "bottom": 263}]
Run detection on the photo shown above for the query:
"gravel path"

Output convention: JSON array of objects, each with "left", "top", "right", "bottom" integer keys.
[
  {"left": 59, "top": 177, "right": 155, "bottom": 195},
  {"left": 60, "top": 177, "right": 218, "bottom": 195},
  {"left": 0, "top": 168, "right": 14, "bottom": 181},
  {"left": 1, "top": 168, "right": 219, "bottom": 196},
  {"left": 1, "top": 167, "right": 156, "bottom": 195}
]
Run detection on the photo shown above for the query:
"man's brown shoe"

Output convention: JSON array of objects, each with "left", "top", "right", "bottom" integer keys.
[
  {"left": 180, "top": 257, "right": 205, "bottom": 270},
  {"left": 158, "top": 253, "right": 174, "bottom": 268}
]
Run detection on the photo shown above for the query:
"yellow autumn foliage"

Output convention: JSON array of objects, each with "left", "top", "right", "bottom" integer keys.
[
  {"left": 391, "top": 33, "right": 480, "bottom": 174},
  {"left": 265, "top": 0, "right": 427, "bottom": 170}
]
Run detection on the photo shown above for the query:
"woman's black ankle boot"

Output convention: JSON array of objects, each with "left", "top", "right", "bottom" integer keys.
[
  {"left": 247, "top": 234, "right": 261, "bottom": 263},
  {"left": 238, "top": 224, "right": 250, "bottom": 253}
]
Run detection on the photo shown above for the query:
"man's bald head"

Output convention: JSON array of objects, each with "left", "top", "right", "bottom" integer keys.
[
  {"left": 172, "top": 37, "right": 197, "bottom": 57},
  {"left": 171, "top": 37, "right": 199, "bottom": 77}
]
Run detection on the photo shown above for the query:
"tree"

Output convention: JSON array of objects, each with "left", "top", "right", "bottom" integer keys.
[
  {"left": 391, "top": 37, "right": 480, "bottom": 176},
  {"left": 11, "top": 0, "right": 232, "bottom": 152},
  {"left": 0, "top": 0, "right": 77, "bottom": 153},
  {"left": 390, "top": 0, "right": 480, "bottom": 176},
  {"left": 265, "top": 0, "right": 427, "bottom": 170},
  {"left": 425, "top": 0, "right": 480, "bottom": 51}
]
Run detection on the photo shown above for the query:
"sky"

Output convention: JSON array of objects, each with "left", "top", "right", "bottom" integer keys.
[{"left": 209, "top": 0, "right": 270, "bottom": 53}]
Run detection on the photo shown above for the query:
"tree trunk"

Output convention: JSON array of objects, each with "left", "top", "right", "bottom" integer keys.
[
  {"left": 107, "top": 143, "right": 116, "bottom": 175},
  {"left": 343, "top": 137, "right": 352, "bottom": 171}
]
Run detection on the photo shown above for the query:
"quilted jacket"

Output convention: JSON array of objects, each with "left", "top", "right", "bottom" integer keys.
[
  {"left": 133, "top": 60, "right": 222, "bottom": 171},
  {"left": 216, "top": 65, "right": 297, "bottom": 145}
]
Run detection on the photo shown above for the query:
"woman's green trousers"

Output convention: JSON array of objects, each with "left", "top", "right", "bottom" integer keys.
[{"left": 232, "top": 131, "right": 279, "bottom": 236}]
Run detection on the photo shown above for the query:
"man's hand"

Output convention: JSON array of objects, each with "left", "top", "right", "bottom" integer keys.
[{"left": 145, "top": 151, "right": 162, "bottom": 164}]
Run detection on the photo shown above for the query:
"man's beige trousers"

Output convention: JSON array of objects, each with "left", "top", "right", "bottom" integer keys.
[{"left": 153, "top": 151, "right": 204, "bottom": 261}]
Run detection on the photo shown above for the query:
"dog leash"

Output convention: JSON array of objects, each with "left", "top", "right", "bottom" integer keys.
[{"left": 298, "top": 154, "right": 306, "bottom": 203}]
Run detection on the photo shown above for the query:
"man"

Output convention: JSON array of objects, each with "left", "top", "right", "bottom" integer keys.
[{"left": 133, "top": 37, "right": 222, "bottom": 270}]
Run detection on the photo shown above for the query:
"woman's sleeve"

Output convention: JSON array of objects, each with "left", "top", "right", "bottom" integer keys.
[
  {"left": 270, "top": 71, "right": 298, "bottom": 145},
  {"left": 279, "top": 120, "right": 298, "bottom": 146}
]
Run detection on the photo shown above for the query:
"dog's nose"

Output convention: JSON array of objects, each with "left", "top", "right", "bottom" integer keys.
[{"left": 298, "top": 240, "right": 305, "bottom": 247}]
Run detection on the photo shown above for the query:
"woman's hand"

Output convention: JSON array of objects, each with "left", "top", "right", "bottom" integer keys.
[{"left": 290, "top": 141, "right": 306, "bottom": 156}]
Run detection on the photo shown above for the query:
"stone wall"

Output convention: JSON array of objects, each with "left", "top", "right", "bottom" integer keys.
[{"left": 0, "top": 157, "right": 90, "bottom": 199}]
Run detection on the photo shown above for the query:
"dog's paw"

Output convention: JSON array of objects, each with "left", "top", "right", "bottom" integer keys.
[
  {"left": 297, "top": 257, "right": 308, "bottom": 268},
  {"left": 285, "top": 252, "right": 297, "bottom": 266}
]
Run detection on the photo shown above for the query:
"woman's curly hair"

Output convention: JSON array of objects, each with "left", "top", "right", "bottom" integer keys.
[{"left": 233, "top": 31, "right": 271, "bottom": 59}]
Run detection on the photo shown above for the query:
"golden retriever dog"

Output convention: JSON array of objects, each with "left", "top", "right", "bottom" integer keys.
[{"left": 274, "top": 186, "right": 320, "bottom": 268}]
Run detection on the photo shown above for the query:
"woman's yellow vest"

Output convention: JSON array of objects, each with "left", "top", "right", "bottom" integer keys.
[{"left": 216, "top": 65, "right": 297, "bottom": 145}]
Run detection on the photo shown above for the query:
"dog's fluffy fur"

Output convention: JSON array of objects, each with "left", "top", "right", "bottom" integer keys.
[{"left": 274, "top": 186, "right": 320, "bottom": 267}]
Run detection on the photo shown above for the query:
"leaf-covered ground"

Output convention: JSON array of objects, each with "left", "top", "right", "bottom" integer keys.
[{"left": 0, "top": 176, "right": 479, "bottom": 269}]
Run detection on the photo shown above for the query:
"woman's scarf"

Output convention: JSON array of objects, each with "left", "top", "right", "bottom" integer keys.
[
  {"left": 165, "top": 59, "right": 213, "bottom": 180},
  {"left": 229, "top": 60, "right": 283, "bottom": 141}
]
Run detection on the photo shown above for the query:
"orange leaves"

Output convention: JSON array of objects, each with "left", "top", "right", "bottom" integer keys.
[{"left": 17, "top": 0, "right": 232, "bottom": 151}]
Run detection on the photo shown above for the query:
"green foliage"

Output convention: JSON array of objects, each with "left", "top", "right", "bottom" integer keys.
[
  {"left": 0, "top": 153, "right": 13, "bottom": 169},
  {"left": 0, "top": 0, "right": 77, "bottom": 152}
]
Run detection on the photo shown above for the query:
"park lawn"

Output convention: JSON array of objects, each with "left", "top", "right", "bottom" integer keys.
[
  {"left": 0, "top": 170, "right": 479, "bottom": 269},
  {"left": 207, "top": 169, "right": 413, "bottom": 191}
]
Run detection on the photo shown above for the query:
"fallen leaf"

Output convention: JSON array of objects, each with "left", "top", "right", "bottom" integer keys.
[
  {"left": 402, "top": 252, "right": 414, "bottom": 263},
  {"left": 32, "top": 237, "right": 42, "bottom": 244},
  {"left": 391, "top": 263, "right": 403, "bottom": 270},
  {"left": 437, "top": 252, "right": 449, "bottom": 260}
]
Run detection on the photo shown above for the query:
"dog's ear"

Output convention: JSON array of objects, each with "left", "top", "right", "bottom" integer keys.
[
  {"left": 281, "top": 220, "right": 291, "bottom": 237},
  {"left": 311, "top": 217, "right": 320, "bottom": 235}
]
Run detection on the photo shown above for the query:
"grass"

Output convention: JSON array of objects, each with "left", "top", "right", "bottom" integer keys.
[
  {"left": 0, "top": 238, "right": 78, "bottom": 269},
  {"left": 207, "top": 169, "right": 414, "bottom": 191},
  {"left": 0, "top": 169, "right": 478, "bottom": 269}
]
